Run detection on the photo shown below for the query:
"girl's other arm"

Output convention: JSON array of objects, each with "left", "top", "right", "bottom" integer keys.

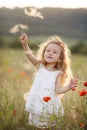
[
  {"left": 20, "top": 33, "right": 41, "bottom": 68},
  {"left": 55, "top": 74, "right": 78, "bottom": 94}
]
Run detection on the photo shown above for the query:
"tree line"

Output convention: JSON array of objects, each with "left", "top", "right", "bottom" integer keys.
[{"left": 0, "top": 7, "right": 87, "bottom": 39}]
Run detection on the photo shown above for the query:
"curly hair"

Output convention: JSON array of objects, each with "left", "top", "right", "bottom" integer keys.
[{"left": 37, "top": 36, "right": 73, "bottom": 86}]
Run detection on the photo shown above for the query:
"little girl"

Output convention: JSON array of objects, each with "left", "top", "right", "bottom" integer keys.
[{"left": 20, "top": 33, "right": 78, "bottom": 130}]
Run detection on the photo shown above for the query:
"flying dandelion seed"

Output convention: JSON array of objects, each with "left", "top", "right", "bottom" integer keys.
[
  {"left": 9, "top": 25, "right": 19, "bottom": 33},
  {"left": 24, "top": 7, "right": 44, "bottom": 19},
  {"left": 9, "top": 24, "right": 28, "bottom": 33},
  {"left": 19, "top": 24, "right": 28, "bottom": 30}
]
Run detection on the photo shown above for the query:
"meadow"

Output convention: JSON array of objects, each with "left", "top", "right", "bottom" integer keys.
[{"left": 0, "top": 48, "right": 87, "bottom": 130}]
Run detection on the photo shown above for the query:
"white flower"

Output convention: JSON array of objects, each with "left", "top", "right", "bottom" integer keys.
[
  {"left": 24, "top": 7, "right": 44, "bottom": 19},
  {"left": 9, "top": 24, "right": 28, "bottom": 33}
]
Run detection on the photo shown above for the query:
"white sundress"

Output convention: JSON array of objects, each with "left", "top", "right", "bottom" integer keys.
[{"left": 24, "top": 64, "right": 64, "bottom": 128}]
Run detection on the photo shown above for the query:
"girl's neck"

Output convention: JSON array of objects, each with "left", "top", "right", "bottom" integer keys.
[{"left": 45, "top": 63, "right": 56, "bottom": 71}]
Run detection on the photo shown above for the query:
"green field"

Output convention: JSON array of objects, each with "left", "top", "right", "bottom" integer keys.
[{"left": 0, "top": 49, "right": 87, "bottom": 130}]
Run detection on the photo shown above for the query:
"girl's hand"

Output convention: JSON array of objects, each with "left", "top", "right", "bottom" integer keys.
[
  {"left": 20, "top": 33, "right": 28, "bottom": 47},
  {"left": 69, "top": 77, "right": 78, "bottom": 90}
]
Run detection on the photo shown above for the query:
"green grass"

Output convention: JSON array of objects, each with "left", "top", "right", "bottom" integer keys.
[{"left": 0, "top": 49, "right": 87, "bottom": 130}]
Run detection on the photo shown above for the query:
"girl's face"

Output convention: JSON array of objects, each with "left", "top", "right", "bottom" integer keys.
[{"left": 44, "top": 43, "right": 61, "bottom": 64}]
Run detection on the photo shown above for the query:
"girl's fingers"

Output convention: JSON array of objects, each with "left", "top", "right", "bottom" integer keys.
[
  {"left": 70, "top": 78, "right": 78, "bottom": 88},
  {"left": 20, "top": 34, "right": 26, "bottom": 40},
  {"left": 73, "top": 77, "right": 78, "bottom": 83},
  {"left": 20, "top": 33, "right": 27, "bottom": 40},
  {"left": 75, "top": 79, "right": 78, "bottom": 84}
]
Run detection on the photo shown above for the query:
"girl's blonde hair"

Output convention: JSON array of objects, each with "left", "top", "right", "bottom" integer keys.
[{"left": 37, "top": 36, "right": 73, "bottom": 86}]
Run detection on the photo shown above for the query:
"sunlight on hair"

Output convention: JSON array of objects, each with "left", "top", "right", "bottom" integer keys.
[
  {"left": 9, "top": 24, "right": 28, "bottom": 33},
  {"left": 24, "top": 7, "right": 44, "bottom": 19},
  {"left": 37, "top": 36, "right": 73, "bottom": 86}
]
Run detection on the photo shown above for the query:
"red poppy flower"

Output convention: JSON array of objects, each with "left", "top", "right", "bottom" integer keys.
[
  {"left": 79, "top": 123, "right": 85, "bottom": 127},
  {"left": 13, "top": 109, "right": 17, "bottom": 116},
  {"left": 20, "top": 71, "right": 26, "bottom": 77},
  {"left": 43, "top": 96, "right": 51, "bottom": 102},
  {"left": 71, "top": 87, "right": 76, "bottom": 91},
  {"left": 83, "top": 81, "right": 87, "bottom": 87},
  {"left": 79, "top": 89, "right": 87, "bottom": 96},
  {"left": 8, "top": 67, "right": 13, "bottom": 73}
]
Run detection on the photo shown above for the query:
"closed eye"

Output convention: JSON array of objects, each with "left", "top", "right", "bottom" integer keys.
[
  {"left": 53, "top": 51, "right": 57, "bottom": 54},
  {"left": 46, "top": 49, "right": 50, "bottom": 52}
]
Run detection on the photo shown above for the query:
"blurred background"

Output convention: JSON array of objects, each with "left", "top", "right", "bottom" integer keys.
[{"left": 0, "top": 0, "right": 87, "bottom": 53}]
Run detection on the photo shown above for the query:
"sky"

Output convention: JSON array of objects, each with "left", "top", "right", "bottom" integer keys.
[{"left": 0, "top": 0, "right": 87, "bottom": 9}]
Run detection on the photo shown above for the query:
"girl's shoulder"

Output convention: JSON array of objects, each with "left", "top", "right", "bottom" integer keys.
[{"left": 35, "top": 61, "right": 42, "bottom": 69}]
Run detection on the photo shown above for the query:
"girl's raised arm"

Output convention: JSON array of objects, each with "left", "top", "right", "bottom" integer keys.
[{"left": 20, "top": 33, "right": 41, "bottom": 68}]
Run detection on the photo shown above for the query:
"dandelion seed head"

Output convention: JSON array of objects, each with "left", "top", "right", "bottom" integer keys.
[
  {"left": 9, "top": 25, "right": 19, "bottom": 33},
  {"left": 24, "top": 7, "right": 44, "bottom": 19},
  {"left": 9, "top": 24, "right": 28, "bottom": 34}
]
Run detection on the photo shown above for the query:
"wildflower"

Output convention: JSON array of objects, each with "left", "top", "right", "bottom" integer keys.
[
  {"left": 13, "top": 109, "right": 16, "bottom": 116},
  {"left": 9, "top": 24, "right": 28, "bottom": 33},
  {"left": 20, "top": 71, "right": 26, "bottom": 77},
  {"left": 79, "top": 123, "right": 85, "bottom": 127},
  {"left": 43, "top": 96, "right": 51, "bottom": 102},
  {"left": 8, "top": 67, "right": 13, "bottom": 73},
  {"left": 24, "top": 8, "right": 44, "bottom": 19},
  {"left": 83, "top": 81, "right": 87, "bottom": 87},
  {"left": 79, "top": 90, "right": 87, "bottom": 96}
]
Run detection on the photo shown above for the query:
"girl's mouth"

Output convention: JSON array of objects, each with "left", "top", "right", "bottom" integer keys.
[{"left": 47, "top": 56, "right": 53, "bottom": 59}]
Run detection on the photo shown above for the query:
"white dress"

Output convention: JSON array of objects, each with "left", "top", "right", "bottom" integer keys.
[{"left": 25, "top": 64, "right": 64, "bottom": 128}]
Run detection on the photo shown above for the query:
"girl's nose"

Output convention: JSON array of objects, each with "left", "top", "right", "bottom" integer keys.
[{"left": 48, "top": 53, "right": 52, "bottom": 56}]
